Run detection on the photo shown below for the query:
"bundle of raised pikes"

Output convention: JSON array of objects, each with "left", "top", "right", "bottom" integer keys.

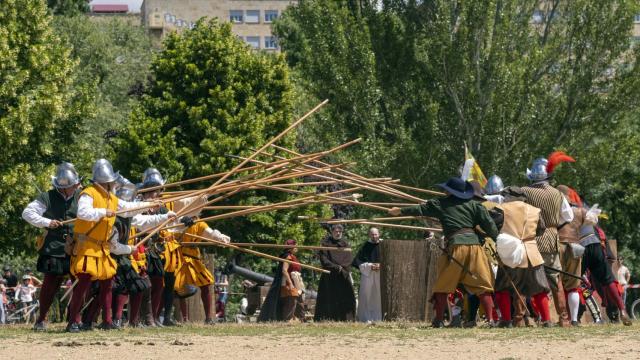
[{"left": 114, "top": 101, "right": 446, "bottom": 273}]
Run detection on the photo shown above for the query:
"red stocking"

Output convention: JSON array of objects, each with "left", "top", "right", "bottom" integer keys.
[
  {"left": 201, "top": 286, "right": 212, "bottom": 320},
  {"left": 150, "top": 275, "right": 164, "bottom": 318},
  {"left": 179, "top": 298, "right": 188, "bottom": 321},
  {"left": 68, "top": 274, "right": 92, "bottom": 325},
  {"left": 128, "top": 292, "right": 143, "bottom": 325},
  {"left": 605, "top": 282, "right": 625, "bottom": 311},
  {"left": 113, "top": 294, "right": 128, "bottom": 321},
  {"left": 36, "top": 274, "right": 64, "bottom": 323},
  {"left": 532, "top": 292, "right": 550, "bottom": 322},
  {"left": 98, "top": 279, "right": 113, "bottom": 324},
  {"left": 478, "top": 293, "right": 495, "bottom": 322},
  {"left": 433, "top": 293, "right": 448, "bottom": 321},
  {"left": 494, "top": 291, "right": 511, "bottom": 321}
]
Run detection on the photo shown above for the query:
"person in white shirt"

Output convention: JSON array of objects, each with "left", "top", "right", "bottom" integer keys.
[
  {"left": 617, "top": 258, "right": 631, "bottom": 306},
  {"left": 22, "top": 162, "right": 81, "bottom": 331},
  {"left": 14, "top": 275, "right": 37, "bottom": 323}
]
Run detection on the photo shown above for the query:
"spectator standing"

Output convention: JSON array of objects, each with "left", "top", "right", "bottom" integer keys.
[
  {"left": 14, "top": 275, "right": 37, "bottom": 323},
  {"left": 3, "top": 267, "right": 17, "bottom": 299},
  {"left": 353, "top": 227, "right": 382, "bottom": 323},
  {"left": 617, "top": 258, "right": 631, "bottom": 307}
]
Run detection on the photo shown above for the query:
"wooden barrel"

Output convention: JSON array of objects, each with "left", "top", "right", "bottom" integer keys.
[{"left": 380, "top": 238, "right": 442, "bottom": 321}]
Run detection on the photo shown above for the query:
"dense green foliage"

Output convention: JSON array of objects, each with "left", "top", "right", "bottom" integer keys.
[
  {"left": 274, "top": 0, "right": 640, "bottom": 275},
  {"left": 0, "top": 0, "right": 94, "bottom": 251},
  {"left": 47, "top": 0, "right": 89, "bottom": 16},
  {"left": 53, "top": 16, "right": 153, "bottom": 167},
  {"left": 0, "top": 1, "right": 153, "bottom": 254}
]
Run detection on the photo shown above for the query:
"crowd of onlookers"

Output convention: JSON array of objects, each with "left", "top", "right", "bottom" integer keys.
[{"left": 0, "top": 266, "right": 42, "bottom": 324}]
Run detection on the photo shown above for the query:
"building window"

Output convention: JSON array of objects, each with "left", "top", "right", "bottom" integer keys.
[
  {"left": 264, "top": 10, "right": 278, "bottom": 23},
  {"left": 264, "top": 36, "right": 278, "bottom": 49},
  {"left": 634, "top": 14, "right": 640, "bottom": 23},
  {"left": 246, "top": 36, "right": 260, "bottom": 49},
  {"left": 246, "top": 10, "right": 260, "bottom": 24},
  {"left": 230, "top": 10, "right": 243, "bottom": 23}
]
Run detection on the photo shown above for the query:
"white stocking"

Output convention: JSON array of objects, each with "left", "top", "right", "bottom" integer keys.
[{"left": 567, "top": 291, "right": 580, "bottom": 322}]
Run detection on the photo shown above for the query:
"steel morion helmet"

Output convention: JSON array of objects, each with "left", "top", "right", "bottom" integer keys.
[
  {"left": 526, "top": 157, "right": 549, "bottom": 182},
  {"left": 142, "top": 167, "right": 165, "bottom": 188},
  {"left": 51, "top": 162, "right": 80, "bottom": 189},
  {"left": 484, "top": 175, "right": 504, "bottom": 195},
  {"left": 115, "top": 176, "right": 137, "bottom": 201},
  {"left": 91, "top": 158, "right": 119, "bottom": 183}
]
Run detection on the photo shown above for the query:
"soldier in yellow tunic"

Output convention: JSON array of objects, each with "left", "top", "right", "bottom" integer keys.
[
  {"left": 138, "top": 168, "right": 208, "bottom": 326},
  {"left": 66, "top": 159, "right": 158, "bottom": 332},
  {"left": 175, "top": 217, "right": 230, "bottom": 324}
]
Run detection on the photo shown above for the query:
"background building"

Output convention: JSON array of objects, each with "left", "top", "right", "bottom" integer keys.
[{"left": 141, "top": 0, "right": 296, "bottom": 50}]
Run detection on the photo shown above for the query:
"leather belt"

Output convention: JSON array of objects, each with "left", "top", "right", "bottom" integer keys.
[
  {"left": 76, "top": 233, "right": 106, "bottom": 246},
  {"left": 445, "top": 228, "right": 475, "bottom": 241}
]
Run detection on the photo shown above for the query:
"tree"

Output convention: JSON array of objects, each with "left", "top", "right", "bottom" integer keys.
[
  {"left": 113, "top": 18, "right": 330, "bottom": 248},
  {"left": 0, "top": 0, "right": 95, "bottom": 251},
  {"left": 47, "top": 0, "right": 89, "bottom": 16},
  {"left": 274, "top": 0, "right": 640, "bottom": 244},
  {"left": 53, "top": 16, "right": 153, "bottom": 163}
]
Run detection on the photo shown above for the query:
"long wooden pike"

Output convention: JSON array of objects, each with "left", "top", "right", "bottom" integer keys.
[
  {"left": 182, "top": 242, "right": 352, "bottom": 252},
  {"left": 265, "top": 146, "right": 427, "bottom": 203},
  {"left": 152, "top": 138, "right": 362, "bottom": 228},
  {"left": 298, "top": 215, "right": 440, "bottom": 223},
  {"left": 325, "top": 220, "right": 441, "bottom": 232},
  {"left": 201, "top": 194, "right": 363, "bottom": 211},
  {"left": 132, "top": 160, "right": 357, "bottom": 244},
  {"left": 255, "top": 183, "right": 390, "bottom": 212},
  {"left": 385, "top": 183, "right": 445, "bottom": 197},
  {"left": 135, "top": 152, "right": 343, "bottom": 246},
  {"left": 270, "top": 144, "right": 418, "bottom": 196},
  {"left": 185, "top": 233, "right": 330, "bottom": 274},
  {"left": 60, "top": 279, "right": 78, "bottom": 302},
  {"left": 227, "top": 154, "right": 399, "bottom": 211},
  {"left": 146, "top": 186, "right": 363, "bottom": 235},
  {"left": 133, "top": 163, "right": 346, "bottom": 245},
  {"left": 139, "top": 144, "right": 347, "bottom": 195}
]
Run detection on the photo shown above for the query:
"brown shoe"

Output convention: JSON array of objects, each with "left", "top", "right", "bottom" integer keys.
[{"left": 621, "top": 311, "right": 632, "bottom": 326}]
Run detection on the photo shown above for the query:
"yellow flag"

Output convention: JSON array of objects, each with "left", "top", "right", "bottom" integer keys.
[{"left": 462, "top": 145, "right": 488, "bottom": 187}]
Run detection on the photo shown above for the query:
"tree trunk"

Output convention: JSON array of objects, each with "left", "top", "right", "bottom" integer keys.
[
  {"left": 175, "top": 253, "right": 216, "bottom": 322},
  {"left": 380, "top": 238, "right": 442, "bottom": 321}
]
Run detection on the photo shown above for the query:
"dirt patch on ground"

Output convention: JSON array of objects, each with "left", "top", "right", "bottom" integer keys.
[{"left": 0, "top": 323, "right": 638, "bottom": 360}]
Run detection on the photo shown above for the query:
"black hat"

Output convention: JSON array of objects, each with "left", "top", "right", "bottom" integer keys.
[{"left": 436, "top": 177, "right": 475, "bottom": 200}]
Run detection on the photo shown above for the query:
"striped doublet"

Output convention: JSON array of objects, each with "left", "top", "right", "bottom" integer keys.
[{"left": 522, "top": 183, "right": 563, "bottom": 254}]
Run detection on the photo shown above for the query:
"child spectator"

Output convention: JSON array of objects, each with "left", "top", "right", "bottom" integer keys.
[{"left": 14, "top": 275, "right": 37, "bottom": 323}]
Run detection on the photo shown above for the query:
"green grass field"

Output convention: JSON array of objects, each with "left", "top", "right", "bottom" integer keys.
[{"left": 0, "top": 321, "right": 637, "bottom": 342}]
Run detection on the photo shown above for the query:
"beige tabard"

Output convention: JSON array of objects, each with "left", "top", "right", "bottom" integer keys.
[{"left": 497, "top": 201, "right": 545, "bottom": 268}]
